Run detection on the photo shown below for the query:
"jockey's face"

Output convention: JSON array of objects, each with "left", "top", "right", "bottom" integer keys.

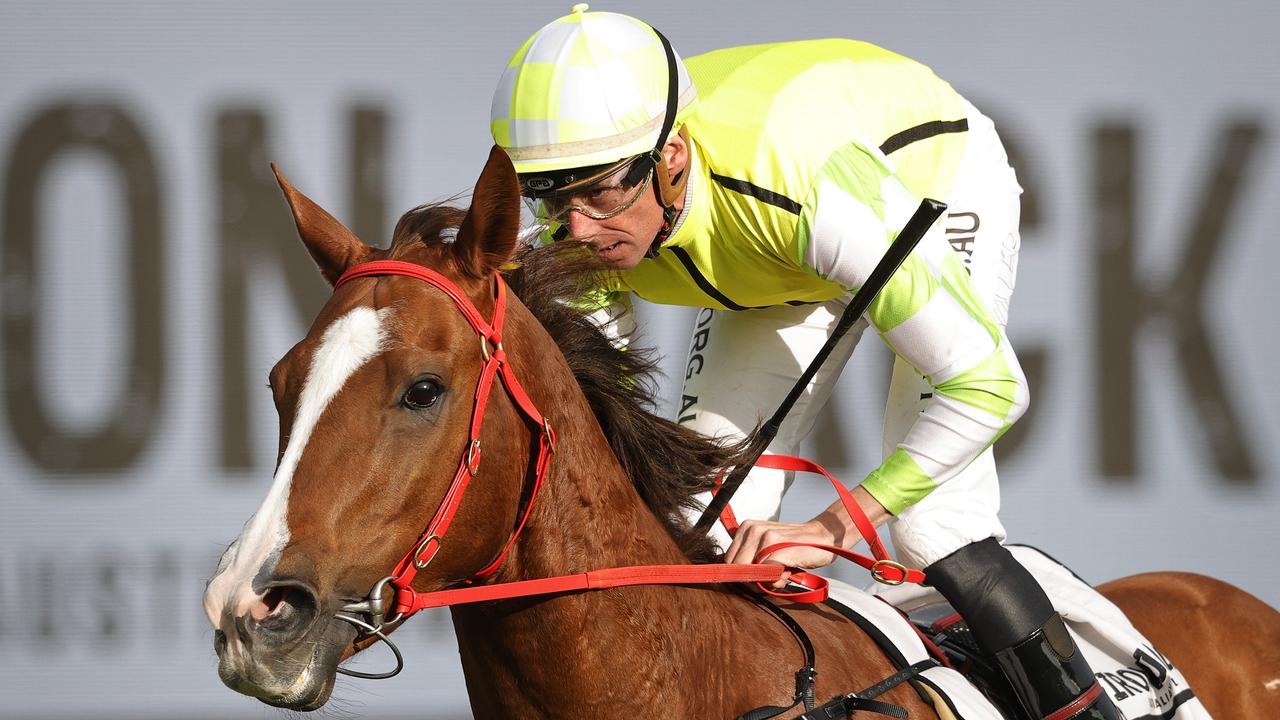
[{"left": 565, "top": 134, "right": 687, "bottom": 270}]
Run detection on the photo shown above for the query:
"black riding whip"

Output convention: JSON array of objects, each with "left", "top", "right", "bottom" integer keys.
[{"left": 692, "top": 198, "right": 948, "bottom": 535}]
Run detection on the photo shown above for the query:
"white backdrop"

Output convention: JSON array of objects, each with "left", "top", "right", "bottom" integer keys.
[{"left": 2, "top": 1, "right": 1278, "bottom": 718}]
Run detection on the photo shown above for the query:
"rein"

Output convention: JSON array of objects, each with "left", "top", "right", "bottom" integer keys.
[{"left": 327, "top": 259, "right": 923, "bottom": 683}]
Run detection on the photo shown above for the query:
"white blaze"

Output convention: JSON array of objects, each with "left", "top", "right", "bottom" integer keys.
[{"left": 203, "top": 306, "right": 390, "bottom": 629}]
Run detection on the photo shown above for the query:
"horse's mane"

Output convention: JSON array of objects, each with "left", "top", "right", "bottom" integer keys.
[{"left": 389, "top": 204, "right": 744, "bottom": 563}]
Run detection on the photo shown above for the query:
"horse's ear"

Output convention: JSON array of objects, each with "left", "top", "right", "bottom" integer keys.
[
  {"left": 272, "top": 164, "right": 371, "bottom": 286},
  {"left": 454, "top": 146, "right": 522, "bottom": 277}
]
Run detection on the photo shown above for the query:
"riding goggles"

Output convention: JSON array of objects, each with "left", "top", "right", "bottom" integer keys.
[{"left": 522, "top": 155, "right": 654, "bottom": 226}]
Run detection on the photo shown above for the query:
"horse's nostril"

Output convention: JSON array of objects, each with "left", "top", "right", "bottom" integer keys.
[
  {"left": 252, "top": 587, "right": 287, "bottom": 621},
  {"left": 249, "top": 582, "right": 319, "bottom": 641}
]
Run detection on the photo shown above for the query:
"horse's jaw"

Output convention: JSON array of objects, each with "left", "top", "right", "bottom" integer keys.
[{"left": 214, "top": 614, "right": 355, "bottom": 711}]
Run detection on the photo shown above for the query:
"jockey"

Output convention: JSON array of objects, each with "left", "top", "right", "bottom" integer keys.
[{"left": 491, "top": 6, "right": 1119, "bottom": 720}]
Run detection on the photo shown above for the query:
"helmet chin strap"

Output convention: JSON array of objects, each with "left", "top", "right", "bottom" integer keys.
[
  {"left": 647, "top": 204, "right": 679, "bottom": 259},
  {"left": 645, "top": 126, "right": 691, "bottom": 258},
  {"left": 643, "top": 25, "right": 685, "bottom": 259}
]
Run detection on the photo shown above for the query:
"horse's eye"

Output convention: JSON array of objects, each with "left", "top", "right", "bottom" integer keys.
[{"left": 402, "top": 379, "right": 443, "bottom": 409}]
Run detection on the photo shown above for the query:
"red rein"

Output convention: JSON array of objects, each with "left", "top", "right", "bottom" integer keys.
[{"left": 332, "top": 260, "right": 922, "bottom": 621}]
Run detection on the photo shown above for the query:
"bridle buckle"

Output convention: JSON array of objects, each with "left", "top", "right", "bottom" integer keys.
[
  {"left": 480, "top": 336, "right": 503, "bottom": 362},
  {"left": 412, "top": 534, "right": 442, "bottom": 571},
  {"left": 542, "top": 418, "right": 555, "bottom": 448},
  {"left": 465, "top": 439, "right": 482, "bottom": 474},
  {"left": 870, "top": 559, "right": 908, "bottom": 586}
]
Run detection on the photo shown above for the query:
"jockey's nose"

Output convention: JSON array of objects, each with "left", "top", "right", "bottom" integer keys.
[
  {"left": 566, "top": 209, "right": 600, "bottom": 239},
  {"left": 229, "top": 580, "right": 320, "bottom": 650}
]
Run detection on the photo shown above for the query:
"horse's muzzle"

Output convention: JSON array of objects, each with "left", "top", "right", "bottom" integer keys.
[{"left": 212, "top": 580, "right": 354, "bottom": 710}]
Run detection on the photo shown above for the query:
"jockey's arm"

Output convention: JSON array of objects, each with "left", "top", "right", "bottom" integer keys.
[{"left": 726, "top": 151, "right": 1029, "bottom": 572}]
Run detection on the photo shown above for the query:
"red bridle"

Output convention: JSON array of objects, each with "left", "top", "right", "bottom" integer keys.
[
  {"left": 332, "top": 260, "right": 557, "bottom": 608},
  {"left": 327, "top": 259, "right": 922, "bottom": 679}
]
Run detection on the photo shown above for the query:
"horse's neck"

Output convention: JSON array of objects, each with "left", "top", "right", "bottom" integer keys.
[
  {"left": 452, "top": 314, "right": 780, "bottom": 715},
  {"left": 491, "top": 306, "right": 694, "bottom": 578},
  {"left": 448, "top": 307, "right": 924, "bottom": 718},
  {"left": 453, "top": 417, "right": 754, "bottom": 715},
  {"left": 501, "top": 354, "right": 690, "bottom": 578}
]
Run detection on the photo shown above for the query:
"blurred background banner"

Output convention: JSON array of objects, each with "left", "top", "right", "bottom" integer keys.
[{"left": 1, "top": 1, "right": 1277, "bottom": 717}]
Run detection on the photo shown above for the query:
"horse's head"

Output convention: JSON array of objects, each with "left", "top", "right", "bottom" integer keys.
[{"left": 203, "top": 148, "right": 537, "bottom": 710}]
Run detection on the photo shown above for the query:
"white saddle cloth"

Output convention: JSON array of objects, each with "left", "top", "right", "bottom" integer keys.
[{"left": 822, "top": 545, "right": 1211, "bottom": 719}]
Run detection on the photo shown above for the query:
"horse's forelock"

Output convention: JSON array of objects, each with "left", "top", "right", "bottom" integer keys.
[{"left": 388, "top": 203, "right": 469, "bottom": 258}]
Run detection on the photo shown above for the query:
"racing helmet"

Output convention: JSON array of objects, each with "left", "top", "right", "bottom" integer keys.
[{"left": 490, "top": 4, "right": 696, "bottom": 216}]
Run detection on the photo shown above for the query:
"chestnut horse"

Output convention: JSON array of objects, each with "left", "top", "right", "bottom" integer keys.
[{"left": 204, "top": 148, "right": 1280, "bottom": 718}]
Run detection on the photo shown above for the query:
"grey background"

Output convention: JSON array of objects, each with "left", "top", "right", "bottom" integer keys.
[{"left": 2, "top": 1, "right": 1278, "bottom": 717}]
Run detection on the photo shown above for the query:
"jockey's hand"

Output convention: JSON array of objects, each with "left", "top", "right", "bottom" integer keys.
[
  {"left": 722, "top": 486, "right": 893, "bottom": 588},
  {"left": 724, "top": 518, "right": 839, "bottom": 589}
]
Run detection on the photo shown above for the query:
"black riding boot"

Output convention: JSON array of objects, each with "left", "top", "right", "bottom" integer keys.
[{"left": 924, "top": 538, "right": 1123, "bottom": 720}]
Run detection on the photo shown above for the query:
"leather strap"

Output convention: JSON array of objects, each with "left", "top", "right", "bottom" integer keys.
[
  {"left": 397, "top": 562, "right": 789, "bottom": 613},
  {"left": 795, "top": 659, "right": 937, "bottom": 719},
  {"left": 744, "top": 455, "right": 927, "bottom": 590},
  {"left": 798, "top": 694, "right": 908, "bottom": 719}
]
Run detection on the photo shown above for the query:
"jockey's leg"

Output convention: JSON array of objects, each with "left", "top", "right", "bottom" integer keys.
[
  {"left": 888, "top": 112, "right": 1119, "bottom": 718},
  {"left": 884, "top": 379, "right": 1121, "bottom": 717},
  {"left": 885, "top": 368, "right": 1119, "bottom": 720},
  {"left": 678, "top": 299, "right": 864, "bottom": 549},
  {"left": 925, "top": 539, "right": 1123, "bottom": 720}
]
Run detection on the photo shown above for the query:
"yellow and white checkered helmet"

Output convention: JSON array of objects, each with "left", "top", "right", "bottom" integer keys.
[{"left": 490, "top": 4, "right": 697, "bottom": 189}]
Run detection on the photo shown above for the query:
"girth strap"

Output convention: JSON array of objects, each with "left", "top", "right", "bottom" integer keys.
[
  {"left": 796, "top": 659, "right": 937, "bottom": 720},
  {"left": 733, "top": 589, "right": 819, "bottom": 720},
  {"left": 739, "top": 657, "right": 934, "bottom": 720},
  {"left": 797, "top": 695, "right": 907, "bottom": 719}
]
